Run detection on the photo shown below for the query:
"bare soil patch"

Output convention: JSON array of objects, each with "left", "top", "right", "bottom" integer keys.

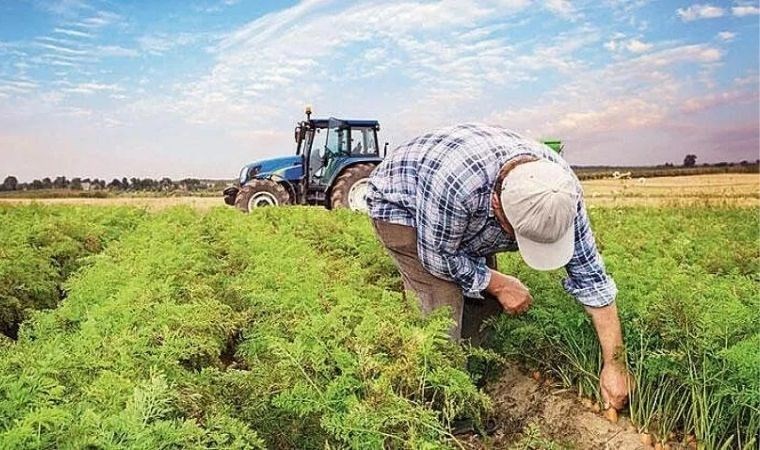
[{"left": 460, "top": 364, "right": 685, "bottom": 450}]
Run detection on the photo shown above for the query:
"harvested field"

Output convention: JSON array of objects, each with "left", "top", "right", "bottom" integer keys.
[
  {"left": 582, "top": 173, "right": 759, "bottom": 207},
  {"left": 1, "top": 173, "right": 758, "bottom": 209}
]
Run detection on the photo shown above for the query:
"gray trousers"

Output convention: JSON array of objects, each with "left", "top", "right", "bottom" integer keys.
[{"left": 372, "top": 219, "right": 503, "bottom": 344}]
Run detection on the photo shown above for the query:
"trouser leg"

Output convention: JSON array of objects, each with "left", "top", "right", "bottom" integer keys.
[{"left": 371, "top": 219, "right": 464, "bottom": 340}]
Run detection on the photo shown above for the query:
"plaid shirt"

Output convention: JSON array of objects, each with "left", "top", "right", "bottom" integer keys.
[{"left": 367, "top": 124, "right": 617, "bottom": 307}]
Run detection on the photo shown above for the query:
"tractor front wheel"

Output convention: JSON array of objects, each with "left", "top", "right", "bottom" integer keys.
[
  {"left": 330, "top": 163, "right": 376, "bottom": 212},
  {"left": 234, "top": 179, "right": 291, "bottom": 213}
]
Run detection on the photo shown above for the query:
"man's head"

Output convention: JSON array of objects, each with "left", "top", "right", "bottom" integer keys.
[{"left": 499, "top": 159, "right": 580, "bottom": 271}]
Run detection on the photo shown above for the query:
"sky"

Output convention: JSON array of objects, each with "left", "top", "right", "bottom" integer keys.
[{"left": 0, "top": 0, "right": 758, "bottom": 181}]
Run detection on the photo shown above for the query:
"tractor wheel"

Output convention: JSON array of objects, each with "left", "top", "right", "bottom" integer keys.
[
  {"left": 330, "top": 163, "right": 376, "bottom": 212},
  {"left": 234, "top": 179, "right": 291, "bottom": 212}
]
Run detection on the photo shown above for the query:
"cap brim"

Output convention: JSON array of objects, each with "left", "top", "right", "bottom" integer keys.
[{"left": 515, "top": 225, "right": 575, "bottom": 271}]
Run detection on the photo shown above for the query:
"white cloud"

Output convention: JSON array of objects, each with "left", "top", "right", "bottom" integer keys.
[
  {"left": 71, "top": 10, "right": 122, "bottom": 29},
  {"left": 35, "top": 42, "right": 88, "bottom": 55},
  {"left": 96, "top": 45, "right": 138, "bottom": 58},
  {"left": 625, "top": 38, "right": 653, "bottom": 53},
  {"left": 486, "top": 43, "right": 729, "bottom": 160},
  {"left": 34, "top": 0, "right": 90, "bottom": 16},
  {"left": 732, "top": 5, "right": 760, "bottom": 16},
  {"left": 63, "top": 82, "right": 124, "bottom": 94},
  {"left": 544, "top": 0, "right": 578, "bottom": 18},
  {"left": 603, "top": 36, "right": 652, "bottom": 54},
  {"left": 169, "top": 0, "right": 542, "bottom": 133},
  {"left": 717, "top": 31, "right": 736, "bottom": 41},
  {"left": 53, "top": 27, "right": 93, "bottom": 38},
  {"left": 676, "top": 4, "right": 725, "bottom": 21},
  {"left": 0, "top": 78, "right": 38, "bottom": 95},
  {"left": 137, "top": 33, "right": 205, "bottom": 55}
]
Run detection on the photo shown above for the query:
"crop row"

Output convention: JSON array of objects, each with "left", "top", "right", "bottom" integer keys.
[
  {"left": 0, "top": 205, "right": 146, "bottom": 339},
  {"left": 0, "top": 207, "right": 488, "bottom": 449}
]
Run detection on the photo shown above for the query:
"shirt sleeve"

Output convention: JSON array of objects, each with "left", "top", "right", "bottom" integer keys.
[
  {"left": 414, "top": 170, "right": 491, "bottom": 298},
  {"left": 563, "top": 199, "right": 617, "bottom": 307}
]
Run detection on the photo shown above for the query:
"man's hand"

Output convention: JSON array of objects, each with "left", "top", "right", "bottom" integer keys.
[
  {"left": 486, "top": 270, "right": 532, "bottom": 315},
  {"left": 600, "top": 360, "right": 631, "bottom": 410}
]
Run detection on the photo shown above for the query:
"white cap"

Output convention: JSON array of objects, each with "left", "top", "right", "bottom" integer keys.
[{"left": 500, "top": 160, "right": 580, "bottom": 271}]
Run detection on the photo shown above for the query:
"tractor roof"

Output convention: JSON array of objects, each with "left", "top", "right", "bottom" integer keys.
[{"left": 310, "top": 117, "right": 379, "bottom": 129}]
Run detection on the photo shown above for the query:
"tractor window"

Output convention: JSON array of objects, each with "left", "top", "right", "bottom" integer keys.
[
  {"left": 350, "top": 128, "right": 378, "bottom": 155},
  {"left": 324, "top": 125, "right": 348, "bottom": 156}
]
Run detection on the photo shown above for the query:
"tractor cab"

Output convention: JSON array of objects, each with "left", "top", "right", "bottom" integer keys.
[
  {"left": 224, "top": 108, "right": 385, "bottom": 212},
  {"left": 296, "top": 115, "right": 382, "bottom": 199}
]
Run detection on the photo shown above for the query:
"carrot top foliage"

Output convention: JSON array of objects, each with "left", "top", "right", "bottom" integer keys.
[{"left": 0, "top": 204, "right": 756, "bottom": 449}]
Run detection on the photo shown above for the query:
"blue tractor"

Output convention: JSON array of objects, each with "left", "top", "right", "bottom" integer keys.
[{"left": 223, "top": 107, "right": 386, "bottom": 212}]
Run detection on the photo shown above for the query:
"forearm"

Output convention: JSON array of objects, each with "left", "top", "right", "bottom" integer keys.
[{"left": 584, "top": 302, "right": 624, "bottom": 364}]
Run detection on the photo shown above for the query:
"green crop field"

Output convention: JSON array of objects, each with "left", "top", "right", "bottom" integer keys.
[{"left": 0, "top": 204, "right": 757, "bottom": 449}]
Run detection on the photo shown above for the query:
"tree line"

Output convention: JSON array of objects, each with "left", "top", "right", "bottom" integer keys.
[{"left": 0, "top": 176, "right": 226, "bottom": 192}]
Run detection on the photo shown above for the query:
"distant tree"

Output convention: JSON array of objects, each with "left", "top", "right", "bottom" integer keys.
[
  {"left": 2, "top": 176, "right": 18, "bottom": 191},
  {"left": 664, "top": 162, "right": 674, "bottom": 167},
  {"left": 142, "top": 178, "right": 156, "bottom": 191},
  {"left": 53, "top": 176, "right": 68, "bottom": 189},
  {"left": 31, "top": 179, "right": 44, "bottom": 190},
  {"left": 70, "top": 177, "right": 82, "bottom": 190},
  {"left": 180, "top": 178, "right": 202, "bottom": 191},
  {"left": 108, "top": 179, "right": 123, "bottom": 190},
  {"left": 42, "top": 178, "right": 52, "bottom": 189},
  {"left": 121, "top": 177, "right": 129, "bottom": 189},
  {"left": 159, "top": 177, "right": 173, "bottom": 191},
  {"left": 683, "top": 154, "right": 697, "bottom": 167}
]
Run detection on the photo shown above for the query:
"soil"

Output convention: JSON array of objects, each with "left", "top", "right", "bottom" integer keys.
[{"left": 459, "top": 364, "right": 689, "bottom": 450}]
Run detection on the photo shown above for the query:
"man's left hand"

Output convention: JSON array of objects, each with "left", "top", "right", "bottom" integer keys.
[{"left": 600, "top": 360, "right": 631, "bottom": 410}]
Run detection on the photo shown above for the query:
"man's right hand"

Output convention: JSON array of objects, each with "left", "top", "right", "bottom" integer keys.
[{"left": 487, "top": 270, "right": 532, "bottom": 315}]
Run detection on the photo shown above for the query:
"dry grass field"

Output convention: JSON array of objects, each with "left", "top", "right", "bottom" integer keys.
[
  {"left": 0, "top": 173, "right": 757, "bottom": 209},
  {"left": 582, "top": 173, "right": 759, "bottom": 207}
]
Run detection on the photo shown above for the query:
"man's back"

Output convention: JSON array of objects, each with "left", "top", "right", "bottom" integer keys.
[{"left": 367, "top": 123, "right": 574, "bottom": 228}]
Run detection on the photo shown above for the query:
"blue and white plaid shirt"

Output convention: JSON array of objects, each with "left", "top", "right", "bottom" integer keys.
[{"left": 367, "top": 124, "right": 617, "bottom": 308}]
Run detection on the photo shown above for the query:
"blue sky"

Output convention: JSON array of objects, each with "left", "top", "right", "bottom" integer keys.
[{"left": 0, "top": 0, "right": 758, "bottom": 181}]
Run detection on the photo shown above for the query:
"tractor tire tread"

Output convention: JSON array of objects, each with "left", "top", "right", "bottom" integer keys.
[
  {"left": 330, "top": 163, "right": 376, "bottom": 210},
  {"left": 234, "top": 179, "right": 291, "bottom": 213}
]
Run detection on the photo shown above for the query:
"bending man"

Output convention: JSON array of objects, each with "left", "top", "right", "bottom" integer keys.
[{"left": 366, "top": 124, "right": 629, "bottom": 410}]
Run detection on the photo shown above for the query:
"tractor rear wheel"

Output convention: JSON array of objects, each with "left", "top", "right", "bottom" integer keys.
[
  {"left": 234, "top": 179, "right": 291, "bottom": 212},
  {"left": 330, "top": 163, "right": 376, "bottom": 212}
]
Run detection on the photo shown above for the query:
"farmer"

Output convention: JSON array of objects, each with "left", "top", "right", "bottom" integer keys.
[{"left": 366, "top": 123, "right": 629, "bottom": 411}]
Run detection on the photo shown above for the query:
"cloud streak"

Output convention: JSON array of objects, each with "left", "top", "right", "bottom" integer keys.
[
  {"left": 0, "top": 0, "right": 756, "bottom": 180},
  {"left": 677, "top": 4, "right": 725, "bottom": 21}
]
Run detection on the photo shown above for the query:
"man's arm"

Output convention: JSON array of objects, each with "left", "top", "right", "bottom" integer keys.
[
  {"left": 585, "top": 303, "right": 629, "bottom": 410},
  {"left": 564, "top": 199, "right": 630, "bottom": 410}
]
